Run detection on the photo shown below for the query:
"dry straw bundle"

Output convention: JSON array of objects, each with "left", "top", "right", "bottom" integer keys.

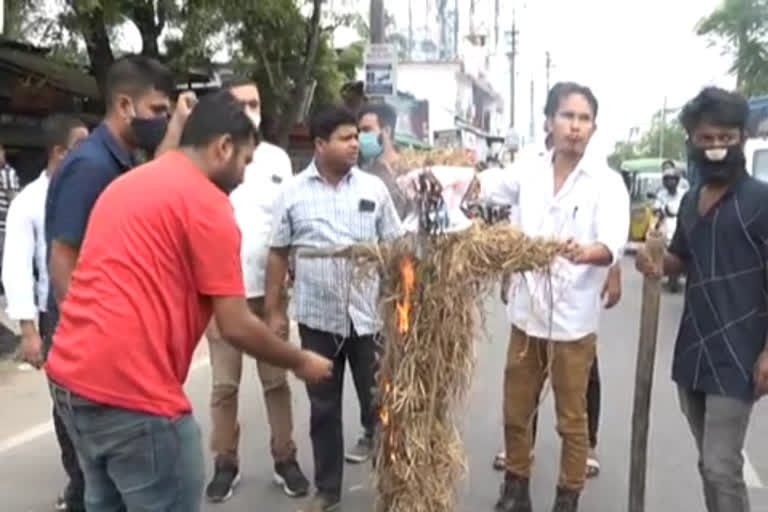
[{"left": 367, "top": 222, "right": 565, "bottom": 512}]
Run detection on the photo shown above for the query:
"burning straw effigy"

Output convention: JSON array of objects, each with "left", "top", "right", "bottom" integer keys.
[
  {"left": 369, "top": 223, "right": 563, "bottom": 512},
  {"left": 301, "top": 156, "right": 566, "bottom": 512}
]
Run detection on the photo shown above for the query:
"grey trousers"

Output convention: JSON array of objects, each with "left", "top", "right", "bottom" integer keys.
[{"left": 678, "top": 386, "right": 753, "bottom": 512}]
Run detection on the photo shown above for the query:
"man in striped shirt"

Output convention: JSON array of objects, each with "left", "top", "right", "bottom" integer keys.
[{"left": 265, "top": 106, "right": 403, "bottom": 512}]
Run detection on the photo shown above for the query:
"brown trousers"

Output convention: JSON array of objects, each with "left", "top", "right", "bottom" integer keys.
[
  {"left": 504, "top": 326, "right": 597, "bottom": 491},
  {"left": 207, "top": 297, "right": 296, "bottom": 463}
]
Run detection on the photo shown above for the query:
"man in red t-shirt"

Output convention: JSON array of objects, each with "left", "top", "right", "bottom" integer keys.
[{"left": 45, "top": 90, "right": 332, "bottom": 512}]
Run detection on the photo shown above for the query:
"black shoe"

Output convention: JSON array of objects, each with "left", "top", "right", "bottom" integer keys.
[
  {"left": 206, "top": 459, "right": 240, "bottom": 503},
  {"left": 551, "top": 487, "right": 580, "bottom": 512},
  {"left": 273, "top": 459, "right": 309, "bottom": 497},
  {"left": 54, "top": 484, "right": 85, "bottom": 511},
  {"left": 345, "top": 435, "right": 373, "bottom": 463},
  {"left": 495, "top": 472, "right": 532, "bottom": 512}
]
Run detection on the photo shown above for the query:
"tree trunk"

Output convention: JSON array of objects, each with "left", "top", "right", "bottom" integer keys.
[
  {"left": 129, "top": 0, "right": 166, "bottom": 58},
  {"left": 276, "top": 0, "right": 323, "bottom": 149},
  {"left": 69, "top": 1, "right": 115, "bottom": 96},
  {"left": 736, "top": 33, "right": 747, "bottom": 93}
]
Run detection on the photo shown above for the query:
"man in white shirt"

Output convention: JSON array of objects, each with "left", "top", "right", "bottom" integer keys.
[
  {"left": 483, "top": 82, "right": 629, "bottom": 512},
  {"left": 492, "top": 108, "right": 622, "bottom": 478},
  {"left": 204, "top": 79, "right": 309, "bottom": 503},
  {"left": 2, "top": 113, "right": 87, "bottom": 510},
  {"left": 3, "top": 114, "right": 87, "bottom": 366}
]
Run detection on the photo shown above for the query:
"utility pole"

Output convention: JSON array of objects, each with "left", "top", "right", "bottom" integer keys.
[
  {"left": 408, "top": 0, "right": 413, "bottom": 60},
  {"left": 453, "top": 0, "right": 460, "bottom": 59},
  {"left": 469, "top": 0, "right": 476, "bottom": 36},
  {"left": 506, "top": 10, "right": 518, "bottom": 127},
  {"left": 529, "top": 79, "right": 535, "bottom": 141},
  {"left": 545, "top": 51, "right": 552, "bottom": 93},
  {"left": 370, "top": 0, "right": 385, "bottom": 44},
  {"left": 437, "top": 0, "right": 448, "bottom": 59},
  {"left": 659, "top": 96, "right": 668, "bottom": 159},
  {"left": 494, "top": 0, "right": 500, "bottom": 50}
]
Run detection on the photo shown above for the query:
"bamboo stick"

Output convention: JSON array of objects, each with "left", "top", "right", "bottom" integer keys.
[{"left": 628, "top": 229, "right": 666, "bottom": 512}]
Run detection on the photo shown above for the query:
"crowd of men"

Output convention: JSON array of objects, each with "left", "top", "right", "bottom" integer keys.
[{"left": 0, "top": 51, "right": 767, "bottom": 512}]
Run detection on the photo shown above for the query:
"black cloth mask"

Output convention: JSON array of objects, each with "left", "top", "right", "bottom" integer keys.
[
  {"left": 687, "top": 142, "right": 746, "bottom": 184},
  {"left": 131, "top": 116, "right": 169, "bottom": 154}
]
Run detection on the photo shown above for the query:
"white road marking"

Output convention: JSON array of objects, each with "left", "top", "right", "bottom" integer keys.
[
  {"left": 744, "top": 450, "right": 764, "bottom": 488},
  {"left": 0, "top": 357, "right": 210, "bottom": 455},
  {"left": 0, "top": 421, "right": 53, "bottom": 454}
]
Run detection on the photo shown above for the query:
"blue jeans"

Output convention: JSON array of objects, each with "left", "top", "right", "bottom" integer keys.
[{"left": 49, "top": 381, "right": 205, "bottom": 512}]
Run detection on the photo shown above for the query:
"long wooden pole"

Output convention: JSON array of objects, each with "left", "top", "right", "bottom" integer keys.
[{"left": 628, "top": 229, "right": 666, "bottom": 512}]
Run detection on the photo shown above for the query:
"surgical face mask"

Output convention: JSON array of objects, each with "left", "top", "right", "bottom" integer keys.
[
  {"left": 359, "top": 132, "right": 383, "bottom": 162},
  {"left": 687, "top": 142, "right": 746, "bottom": 184},
  {"left": 129, "top": 106, "right": 168, "bottom": 154}
]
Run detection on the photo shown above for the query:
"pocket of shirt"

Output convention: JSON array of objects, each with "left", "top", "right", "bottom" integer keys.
[{"left": 356, "top": 211, "right": 377, "bottom": 242}]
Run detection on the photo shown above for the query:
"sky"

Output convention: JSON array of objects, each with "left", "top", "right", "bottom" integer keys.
[
  {"left": 516, "top": 0, "right": 734, "bottom": 154},
  {"left": 30, "top": 0, "right": 735, "bottom": 155},
  {"left": 388, "top": 0, "right": 736, "bottom": 155}
]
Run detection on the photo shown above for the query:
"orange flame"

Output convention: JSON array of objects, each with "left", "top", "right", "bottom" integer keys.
[
  {"left": 396, "top": 256, "right": 416, "bottom": 334},
  {"left": 378, "top": 378, "right": 392, "bottom": 427}
]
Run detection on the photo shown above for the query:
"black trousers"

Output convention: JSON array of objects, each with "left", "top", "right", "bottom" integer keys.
[
  {"left": 531, "top": 355, "right": 600, "bottom": 449},
  {"left": 52, "top": 405, "right": 85, "bottom": 508},
  {"left": 298, "top": 324, "right": 379, "bottom": 496},
  {"left": 41, "top": 312, "right": 85, "bottom": 510}
]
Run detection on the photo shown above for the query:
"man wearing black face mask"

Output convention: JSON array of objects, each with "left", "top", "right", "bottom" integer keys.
[
  {"left": 43, "top": 55, "right": 194, "bottom": 512},
  {"left": 636, "top": 87, "right": 768, "bottom": 512}
]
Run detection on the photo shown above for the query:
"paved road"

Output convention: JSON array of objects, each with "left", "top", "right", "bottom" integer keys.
[{"left": 2, "top": 257, "right": 768, "bottom": 511}]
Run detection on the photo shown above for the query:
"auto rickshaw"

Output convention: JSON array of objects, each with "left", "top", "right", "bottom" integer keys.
[{"left": 620, "top": 158, "right": 684, "bottom": 243}]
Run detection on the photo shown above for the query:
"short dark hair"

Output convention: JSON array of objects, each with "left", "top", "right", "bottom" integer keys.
[
  {"left": 221, "top": 75, "right": 256, "bottom": 90},
  {"left": 104, "top": 55, "right": 175, "bottom": 109},
  {"left": 543, "top": 81, "right": 599, "bottom": 120},
  {"left": 341, "top": 81, "right": 365, "bottom": 96},
  {"left": 358, "top": 103, "right": 397, "bottom": 132},
  {"left": 180, "top": 89, "right": 258, "bottom": 148},
  {"left": 679, "top": 87, "right": 749, "bottom": 135},
  {"left": 42, "top": 114, "right": 85, "bottom": 153},
  {"left": 310, "top": 106, "right": 357, "bottom": 141},
  {"left": 662, "top": 159, "right": 676, "bottom": 169}
]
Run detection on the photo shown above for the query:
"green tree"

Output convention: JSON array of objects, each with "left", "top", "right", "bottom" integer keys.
[
  {"left": 606, "top": 140, "right": 637, "bottom": 171},
  {"left": 10, "top": 0, "right": 364, "bottom": 147},
  {"left": 607, "top": 114, "right": 687, "bottom": 170},
  {"left": 696, "top": 0, "right": 768, "bottom": 96},
  {"left": 2, "top": 0, "right": 34, "bottom": 39}
]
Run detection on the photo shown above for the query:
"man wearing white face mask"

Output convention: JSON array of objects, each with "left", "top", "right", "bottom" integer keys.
[
  {"left": 203, "top": 78, "right": 309, "bottom": 503},
  {"left": 357, "top": 102, "right": 411, "bottom": 221}
]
